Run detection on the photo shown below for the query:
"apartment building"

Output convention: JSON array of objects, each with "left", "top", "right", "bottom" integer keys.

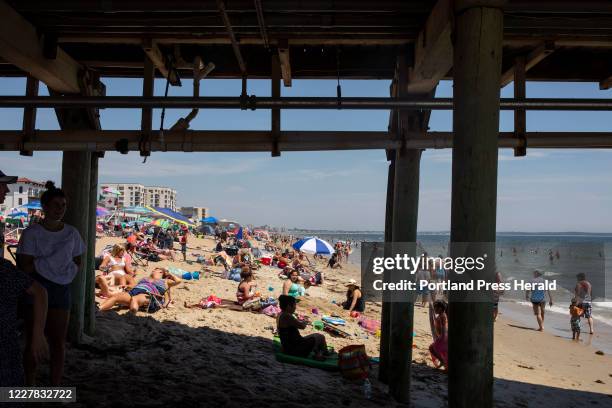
[{"left": 100, "top": 183, "right": 177, "bottom": 210}]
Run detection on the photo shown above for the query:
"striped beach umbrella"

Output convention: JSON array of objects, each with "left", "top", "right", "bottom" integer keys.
[{"left": 292, "top": 237, "right": 335, "bottom": 255}]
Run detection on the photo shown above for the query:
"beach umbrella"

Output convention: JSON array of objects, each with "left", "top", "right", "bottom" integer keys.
[
  {"left": 96, "top": 206, "right": 110, "bottom": 217},
  {"left": 292, "top": 237, "right": 335, "bottom": 255},
  {"left": 153, "top": 219, "right": 171, "bottom": 228},
  {"left": 7, "top": 211, "right": 28, "bottom": 218},
  {"left": 146, "top": 206, "right": 195, "bottom": 226},
  {"left": 201, "top": 216, "right": 218, "bottom": 224},
  {"left": 139, "top": 217, "right": 153, "bottom": 223},
  {"left": 103, "top": 187, "right": 121, "bottom": 196},
  {"left": 123, "top": 206, "right": 153, "bottom": 215}
]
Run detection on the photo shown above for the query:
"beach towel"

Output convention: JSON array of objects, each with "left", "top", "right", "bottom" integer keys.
[
  {"left": 358, "top": 317, "right": 381, "bottom": 334},
  {"left": 262, "top": 305, "right": 281, "bottom": 317},
  {"left": 322, "top": 316, "right": 346, "bottom": 326}
]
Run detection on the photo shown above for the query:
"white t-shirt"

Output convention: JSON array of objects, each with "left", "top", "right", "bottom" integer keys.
[{"left": 17, "top": 223, "right": 86, "bottom": 285}]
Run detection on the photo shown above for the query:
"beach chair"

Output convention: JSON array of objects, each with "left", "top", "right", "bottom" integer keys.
[
  {"left": 6, "top": 244, "right": 18, "bottom": 263},
  {"left": 131, "top": 249, "right": 149, "bottom": 267}
]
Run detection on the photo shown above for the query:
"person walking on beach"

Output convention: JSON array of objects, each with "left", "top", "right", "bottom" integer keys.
[
  {"left": 525, "top": 270, "right": 553, "bottom": 332},
  {"left": 574, "top": 273, "right": 594, "bottom": 334},
  {"left": 17, "top": 181, "right": 86, "bottom": 385},
  {"left": 0, "top": 170, "right": 48, "bottom": 387}
]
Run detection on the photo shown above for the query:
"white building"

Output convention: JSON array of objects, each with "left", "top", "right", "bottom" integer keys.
[
  {"left": 100, "top": 183, "right": 177, "bottom": 210},
  {"left": 0, "top": 178, "right": 44, "bottom": 213},
  {"left": 179, "top": 206, "right": 209, "bottom": 222}
]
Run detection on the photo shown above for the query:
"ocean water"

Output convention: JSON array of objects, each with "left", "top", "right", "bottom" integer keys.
[{"left": 291, "top": 230, "right": 612, "bottom": 329}]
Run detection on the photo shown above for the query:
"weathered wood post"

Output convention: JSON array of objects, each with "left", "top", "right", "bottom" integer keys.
[
  {"left": 449, "top": 1, "right": 504, "bottom": 407},
  {"left": 271, "top": 53, "right": 281, "bottom": 157},
  {"left": 388, "top": 55, "right": 421, "bottom": 403},
  {"left": 84, "top": 154, "right": 99, "bottom": 336},
  {"left": 61, "top": 151, "right": 92, "bottom": 344},
  {"left": 378, "top": 157, "right": 395, "bottom": 384}
]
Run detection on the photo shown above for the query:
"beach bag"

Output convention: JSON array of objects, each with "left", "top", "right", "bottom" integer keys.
[
  {"left": 148, "top": 253, "right": 161, "bottom": 262},
  {"left": 242, "top": 298, "right": 262, "bottom": 311},
  {"left": 338, "top": 345, "right": 370, "bottom": 380}
]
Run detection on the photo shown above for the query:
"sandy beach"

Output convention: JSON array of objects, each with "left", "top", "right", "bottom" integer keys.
[{"left": 9, "top": 235, "right": 611, "bottom": 407}]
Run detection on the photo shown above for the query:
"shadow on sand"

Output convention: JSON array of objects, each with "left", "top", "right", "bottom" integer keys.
[{"left": 27, "top": 310, "right": 611, "bottom": 408}]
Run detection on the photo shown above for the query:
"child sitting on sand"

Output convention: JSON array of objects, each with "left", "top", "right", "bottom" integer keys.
[
  {"left": 277, "top": 295, "right": 329, "bottom": 360},
  {"left": 429, "top": 300, "right": 448, "bottom": 371},
  {"left": 569, "top": 298, "right": 582, "bottom": 341}
]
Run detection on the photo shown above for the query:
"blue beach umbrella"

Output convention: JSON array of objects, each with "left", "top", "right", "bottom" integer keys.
[
  {"left": 8, "top": 211, "right": 28, "bottom": 218},
  {"left": 292, "top": 237, "right": 335, "bottom": 255}
]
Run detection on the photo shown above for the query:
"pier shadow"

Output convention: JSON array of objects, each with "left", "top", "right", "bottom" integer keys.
[{"left": 42, "top": 309, "right": 394, "bottom": 408}]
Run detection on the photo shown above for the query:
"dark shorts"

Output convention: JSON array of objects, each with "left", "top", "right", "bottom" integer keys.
[
  {"left": 532, "top": 301, "right": 545, "bottom": 314},
  {"left": 27, "top": 272, "right": 71, "bottom": 310},
  {"left": 181, "top": 243, "right": 187, "bottom": 253},
  {"left": 578, "top": 302, "right": 592, "bottom": 319},
  {"left": 128, "top": 288, "right": 163, "bottom": 312},
  {"left": 571, "top": 318, "right": 581, "bottom": 333},
  {"left": 285, "top": 337, "right": 316, "bottom": 358}
]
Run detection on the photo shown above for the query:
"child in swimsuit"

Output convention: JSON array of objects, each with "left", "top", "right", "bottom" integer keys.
[{"left": 277, "top": 295, "right": 328, "bottom": 359}]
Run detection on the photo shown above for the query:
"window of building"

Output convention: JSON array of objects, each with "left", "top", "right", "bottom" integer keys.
[
  {"left": 18, "top": 198, "right": 23, "bottom": 205},
  {"left": 19, "top": 186, "right": 23, "bottom": 193}
]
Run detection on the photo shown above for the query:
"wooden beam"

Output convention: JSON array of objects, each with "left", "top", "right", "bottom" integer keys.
[
  {"left": 0, "top": 0, "right": 81, "bottom": 93},
  {"left": 278, "top": 40, "right": 292, "bottom": 87},
  {"left": 142, "top": 38, "right": 180, "bottom": 86},
  {"left": 1, "top": 130, "right": 612, "bottom": 151},
  {"left": 407, "top": 0, "right": 453, "bottom": 94},
  {"left": 513, "top": 55, "right": 526, "bottom": 156},
  {"left": 271, "top": 53, "right": 281, "bottom": 156},
  {"left": 20, "top": 75, "right": 39, "bottom": 156},
  {"left": 600, "top": 75, "right": 612, "bottom": 90},
  {"left": 500, "top": 41, "right": 556, "bottom": 87}
]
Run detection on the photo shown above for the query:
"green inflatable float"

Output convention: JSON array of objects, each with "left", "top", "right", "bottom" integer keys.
[{"left": 272, "top": 336, "right": 338, "bottom": 371}]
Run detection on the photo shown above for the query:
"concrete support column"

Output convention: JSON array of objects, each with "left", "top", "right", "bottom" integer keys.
[
  {"left": 378, "top": 158, "right": 395, "bottom": 384},
  {"left": 449, "top": 1, "right": 504, "bottom": 407},
  {"left": 61, "top": 151, "right": 92, "bottom": 344},
  {"left": 84, "top": 155, "right": 99, "bottom": 336}
]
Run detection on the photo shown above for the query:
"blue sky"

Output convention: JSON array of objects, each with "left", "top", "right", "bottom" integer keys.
[{"left": 0, "top": 77, "right": 611, "bottom": 232}]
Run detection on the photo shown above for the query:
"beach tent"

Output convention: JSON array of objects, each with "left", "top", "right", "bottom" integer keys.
[
  {"left": 146, "top": 206, "right": 195, "bottom": 226},
  {"left": 292, "top": 237, "right": 335, "bottom": 255},
  {"left": 96, "top": 207, "right": 110, "bottom": 217},
  {"left": 201, "top": 216, "right": 218, "bottom": 224},
  {"left": 20, "top": 201, "right": 42, "bottom": 210},
  {"left": 200, "top": 224, "right": 215, "bottom": 235}
]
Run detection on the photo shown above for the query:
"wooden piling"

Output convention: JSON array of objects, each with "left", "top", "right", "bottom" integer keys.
[
  {"left": 62, "top": 151, "right": 92, "bottom": 344},
  {"left": 449, "top": 1, "right": 504, "bottom": 407},
  {"left": 378, "top": 158, "right": 395, "bottom": 384},
  {"left": 84, "top": 154, "right": 99, "bottom": 336}
]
